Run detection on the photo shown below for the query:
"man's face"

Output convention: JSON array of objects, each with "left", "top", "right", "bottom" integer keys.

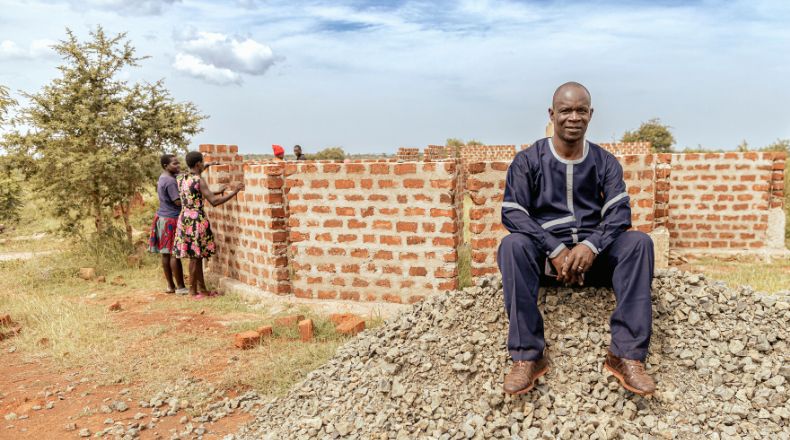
[
  {"left": 549, "top": 87, "right": 593, "bottom": 143},
  {"left": 166, "top": 156, "right": 180, "bottom": 174},
  {"left": 294, "top": 146, "right": 302, "bottom": 156}
]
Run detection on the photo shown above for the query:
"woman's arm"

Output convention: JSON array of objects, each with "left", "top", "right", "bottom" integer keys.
[{"left": 199, "top": 177, "right": 243, "bottom": 207}]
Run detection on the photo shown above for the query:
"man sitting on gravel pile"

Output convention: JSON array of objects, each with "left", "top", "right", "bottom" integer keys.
[{"left": 497, "top": 82, "right": 657, "bottom": 396}]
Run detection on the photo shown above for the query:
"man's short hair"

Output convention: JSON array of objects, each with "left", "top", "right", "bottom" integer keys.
[
  {"left": 185, "top": 151, "right": 203, "bottom": 168},
  {"left": 160, "top": 153, "right": 176, "bottom": 169}
]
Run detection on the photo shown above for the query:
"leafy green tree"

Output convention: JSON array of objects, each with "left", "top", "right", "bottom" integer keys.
[
  {"left": 761, "top": 138, "right": 790, "bottom": 153},
  {"left": 0, "top": 86, "right": 22, "bottom": 225},
  {"left": 445, "top": 138, "right": 464, "bottom": 147},
  {"left": 621, "top": 118, "right": 675, "bottom": 153},
  {"left": 3, "top": 28, "right": 205, "bottom": 242},
  {"left": 466, "top": 139, "right": 483, "bottom": 146},
  {"left": 0, "top": 159, "right": 22, "bottom": 225},
  {"left": 308, "top": 147, "right": 345, "bottom": 160},
  {"left": 0, "top": 85, "right": 14, "bottom": 123},
  {"left": 736, "top": 140, "right": 749, "bottom": 152}
]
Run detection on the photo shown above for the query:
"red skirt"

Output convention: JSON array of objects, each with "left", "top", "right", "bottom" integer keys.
[{"left": 147, "top": 214, "right": 178, "bottom": 254}]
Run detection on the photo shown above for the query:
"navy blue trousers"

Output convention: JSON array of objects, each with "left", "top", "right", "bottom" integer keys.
[{"left": 497, "top": 231, "right": 654, "bottom": 362}]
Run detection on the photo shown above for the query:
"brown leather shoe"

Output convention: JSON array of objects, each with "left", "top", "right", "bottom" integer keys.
[
  {"left": 604, "top": 351, "right": 656, "bottom": 396},
  {"left": 503, "top": 357, "right": 549, "bottom": 395}
]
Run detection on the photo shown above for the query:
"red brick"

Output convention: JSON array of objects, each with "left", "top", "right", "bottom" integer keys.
[
  {"left": 274, "top": 315, "right": 305, "bottom": 328},
  {"left": 324, "top": 219, "right": 343, "bottom": 228},
  {"left": 339, "top": 291, "right": 360, "bottom": 301},
  {"left": 395, "top": 163, "right": 417, "bottom": 175},
  {"left": 234, "top": 331, "right": 262, "bottom": 349},
  {"left": 409, "top": 267, "right": 427, "bottom": 276},
  {"left": 336, "top": 207, "right": 355, "bottom": 216},
  {"left": 350, "top": 248, "right": 369, "bottom": 258},
  {"left": 352, "top": 277, "right": 369, "bottom": 287},
  {"left": 403, "top": 179, "right": 425, "bottom": 188},
  {"left": 317, "top": 290, "right": 337, "bottom": 299},
  {"left": 256, "top": 325, "right": 273, "bottom": 338},
  {"left": 336, "top": 318, "right": 365, "bottom": 335},
  {"left": 434, "top": 267, "right": 457, "bottom": 278},
  {"left": 341, "top": 264, "right": 360, "bottom": 273},
  {"left": 347, "top": 219, "right": 367, "bottom": 229},
  {"left": 396, "top": 222, "right": 418, "bottom": 232},
  {"left": 329, "top": 313, "right": 359, "bottom": 325},
  {"left": 298, "top": 319, "right": 314, "bottom": 342},
  {"left": 374, "top": 250, "right": 393, "bottom": 260},
  {"left": 306, "top": 247, "right": 324, "bottom": 256},
  {"left": 346, "top": 164, "right": 365, "bottom": 173},
  {"left": 466, "top": 162, "right": 485, "bottom": 174},
  {"left": 338, "top": 234, "right": 357, "bottom": 242},
  {"left": 335, "top": 179, "right": 355, "bottom": 189},
  {"left": 380, "top": 235, "right": 402, "bottom": 245},
  {"left": 331, "top": 277, "right": 346, "bottom": 286},
  {"left": 382, "top": 294, "right": 403, "bottom": 304},
  {"left": 430, "top": 208, "right": 456, "bottom": 218}
]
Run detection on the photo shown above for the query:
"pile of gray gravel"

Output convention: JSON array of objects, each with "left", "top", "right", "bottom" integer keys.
[{"left": 234, "top": 269, "right": 789, "bottom": 440}]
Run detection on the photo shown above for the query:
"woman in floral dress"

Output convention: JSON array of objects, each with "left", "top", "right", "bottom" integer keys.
[{"left": 174, "top": 151, "right": 244, "bottom": 298}]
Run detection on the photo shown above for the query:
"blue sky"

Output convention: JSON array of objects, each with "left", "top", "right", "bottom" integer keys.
[{"left": 1, "top": 0, "right": 789, "bottom": 154}]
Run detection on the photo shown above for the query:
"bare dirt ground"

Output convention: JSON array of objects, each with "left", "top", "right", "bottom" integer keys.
[{"left": 1, "top": 291, "right": 259, "bottom": 440}]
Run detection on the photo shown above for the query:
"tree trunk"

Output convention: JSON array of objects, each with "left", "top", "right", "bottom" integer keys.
[
  {"left": 94, "top": 195, "right": 104, "bottom": 234},
  {"left": 120, "top": 202, "right": 133, "bottom": 244}
]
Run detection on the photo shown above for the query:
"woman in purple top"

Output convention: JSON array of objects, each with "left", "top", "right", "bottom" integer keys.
[{"left": 147, "top": 154, "right": 188, "bottom": 294}]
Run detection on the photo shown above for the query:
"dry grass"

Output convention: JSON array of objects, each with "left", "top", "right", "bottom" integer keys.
[
  {"left": 0, "top": 235, "right": 355, "bottom": 402},
  {"left": 683, "top": 256, "right": 790, "bottom": 294},
  {"left": 219, "top": 338, "right": 343, "bottom": 396}
]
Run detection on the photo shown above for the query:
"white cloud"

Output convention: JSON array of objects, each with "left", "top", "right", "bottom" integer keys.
[
  {"left": 173, "top": 30, "right": 277, "bottom": 84},
  {"left": 172, "top": 53, "right": 240, "bottom": 85},
  {"left": 67, "top": 0, "right": 181, "bottom": 15},
  {"left": 0, "top": 39, "right": 57, "bottom": 60}
]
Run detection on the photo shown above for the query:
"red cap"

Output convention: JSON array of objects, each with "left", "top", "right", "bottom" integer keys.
[{"left": 272, "top": 144, "right": 284, "bottom": 156}]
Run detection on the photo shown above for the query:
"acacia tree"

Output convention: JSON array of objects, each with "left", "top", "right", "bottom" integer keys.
[
  {"left": 3, "top": 28, "right": 205, "bottom": 242},
  {"left": 0, "top": 85, "right": 23, "bottom": 225},
  {"left": 0, "top": 85, "right": 13, "bottom": 122},
  {"left": 621, "top": 118, "right": 675, "bottom": 153}
]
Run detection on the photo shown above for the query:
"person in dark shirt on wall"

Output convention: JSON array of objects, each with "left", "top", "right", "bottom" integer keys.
[
  {"left": 294, "top": 144, "right": 306, "bottom": 160},
  {"left": 498, "top": 82, "right": 657, "bottom": 396}
]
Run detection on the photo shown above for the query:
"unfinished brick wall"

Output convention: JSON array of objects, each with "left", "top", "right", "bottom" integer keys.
[
  {"left": 599, "top": 142, "right": 652, "bottom": 155},
  {"left": 667, "top": 152, "right": 785, "bottom": 251},
  {"left": 459, "top": 145, "right": 517, "bottom": 163},
  {"left": 466, "top": 154, "right": 657, "bottom": 277},
  {"left": 397, "top": 148, "right": 419, "bottom": 162},
  {"left": 424, "top": 145, "right": 457, "bottom": 161},
  {"left": 202, "top": 146, "right": 290, "bottom": 295},
  {"left": 284, "top": 160, "right": 460, "bottom": 303},
  {"left": 198, "top": 143, "right": 785, "bottom": 300}
]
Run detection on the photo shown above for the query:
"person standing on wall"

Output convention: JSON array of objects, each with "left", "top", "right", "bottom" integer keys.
[
  {"left": 294, "top": 144, "right": 306, "bottom": 160},
  {"left": 272, "top": 144, "right": 285, "bottom": 161},
  {"left": 497, "top": 82, "right": 657, "bottom": 396}
]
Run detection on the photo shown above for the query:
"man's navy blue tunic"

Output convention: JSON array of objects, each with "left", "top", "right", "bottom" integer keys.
[{"left": 497, "top": 137, "right": 654, "bottom": 362}]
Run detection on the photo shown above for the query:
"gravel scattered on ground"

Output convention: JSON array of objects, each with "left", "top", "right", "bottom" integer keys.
[{"left": 228, "top": 269, "right": 789, "bottom": 440}]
